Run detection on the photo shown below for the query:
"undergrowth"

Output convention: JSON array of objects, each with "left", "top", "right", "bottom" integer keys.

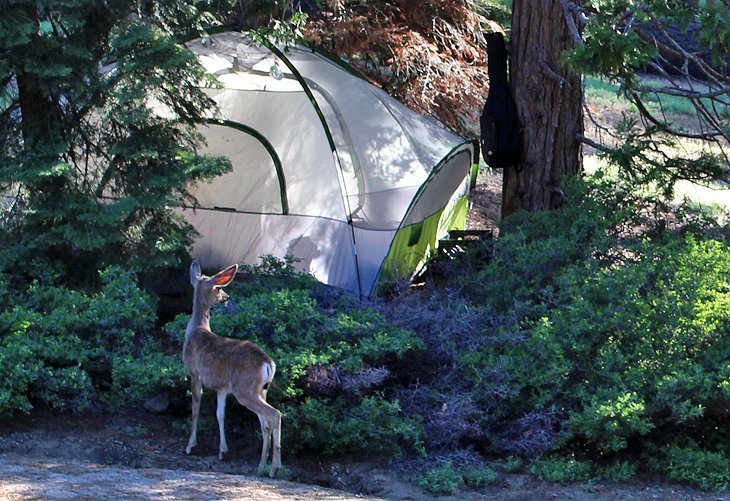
[
  {"left": 1, "top": 175, "right": 728, "bottom": 492},
  {"left": 378, "top": 175, "right": 730, "bottom": 491}
]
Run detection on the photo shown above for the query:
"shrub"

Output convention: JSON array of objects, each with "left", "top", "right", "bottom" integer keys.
[
  {"left": 549, "top": 235, "right": 730, "bottom": 452},
  {"left": 420, "top": 462, "right": 464, "bottom": 494},
  {"left": 497, "top": 456, "right": 524, "bottom": 473},
  {"left": 530, "top": 456, "right": 637, "bottom": 483},
  {"left": 463, "top": 464, "right": 499, "bottom": 488},
  {"left": 665, "top": 446, "right": 730, "bottom": 492},
  {"left": 107, "top": 351, "right": 188, "bottom": 406},
  {"left": 568, "top": 391, "right": 654, "bottom": 453},
  {"left": 530, "top": 457, "right": 593, "bottom": 483},
  {"left": 596, "top": 461, "right": 637, "bottom": 482},
  {"left": 0, "top": 335, "right": 45, "bottom": 414},
  {"left": 283, "top": 396, "right": 424, "bottom": 456},
  {"left": 201, "top": 286, "right": 423, "bottom": 401},
  {"left": 408, "top": 175, "right": 730, "bottom": 488},
  {"left": 0, "top": 267, "right": 169, "bottom": 414}
]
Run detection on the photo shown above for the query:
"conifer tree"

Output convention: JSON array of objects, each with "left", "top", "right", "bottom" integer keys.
[{"left": 0, "top": 1, "right": 234, "bottom": 283}]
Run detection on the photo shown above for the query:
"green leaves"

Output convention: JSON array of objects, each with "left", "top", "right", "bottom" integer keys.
[
  {"left": 568, "top": 0, "right": 730, "bottom": 191},
  {"left": 285, "top": 396, "right": 424, "bottom": 456},
  {"left": 536, "top": 223, "right": 730, "bottom": 452},
  {"left": 571, "top": 392, "right": 654, "bottom": 453},
  {"left": 665, "top": 446, "right": 730, "bottom": 492},
  {"left": 0, "top": 1, "right": 232, "bottom": 284},
  {"left": 567, "top": 21, "right": 653, "bottom": 87},
  {"left": 698, "top": 1, "right": 730, "bottom": 65},
  {"left": 419, "top": 462, "right": 465, "bottom": 494},
  {"left": 451, "top": 175, "right": 730, "bottom": 483},
  {"left": 0, "top": 267, "right": 160, "bottom": 415},
  {"left": 200, "top": 283, "right": 422, "bottom": 400},
  {"left": 163, "top": 256, "right": 425, "bottom": 457}
]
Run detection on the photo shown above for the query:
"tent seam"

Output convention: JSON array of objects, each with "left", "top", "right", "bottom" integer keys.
[{"left": 258, "top": 36, "right": 365, "bottom": 296}]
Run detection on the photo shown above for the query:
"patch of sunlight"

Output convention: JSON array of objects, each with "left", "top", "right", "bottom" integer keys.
[{"left": 584, "top": 153, "right": 730, "bottom": 208}]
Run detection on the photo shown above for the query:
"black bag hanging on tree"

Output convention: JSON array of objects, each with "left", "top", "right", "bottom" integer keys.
[{"left": 480, "top": 32, "right": 522, "bottom": 168}]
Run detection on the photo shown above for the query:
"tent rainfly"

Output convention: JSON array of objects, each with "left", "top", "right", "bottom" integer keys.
[{"left": 183, "top": 32, "right": 478, "bottom": 297}]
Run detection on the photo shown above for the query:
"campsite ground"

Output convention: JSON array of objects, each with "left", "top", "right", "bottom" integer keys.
[
  {"left": 1, "top": 172, "right": 728, "bottom": 501},
  {"left": 1, "top": 403, "right": 727, "bottom": 500}
]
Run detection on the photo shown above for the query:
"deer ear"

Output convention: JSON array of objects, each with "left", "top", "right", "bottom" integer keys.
[
  {"left": 213, "top": 264, "right": 238, "bottom": 287},
  {"left": 190, "top": 260, "right": 202, "bottom": 286}
]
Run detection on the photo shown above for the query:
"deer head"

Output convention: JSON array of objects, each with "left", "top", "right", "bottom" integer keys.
[
  {"left": 190, "top": 260, "right": 237, "bottom": 307},
  {"left": 188, "top": 261, "right": 238, "bottom": 333}
]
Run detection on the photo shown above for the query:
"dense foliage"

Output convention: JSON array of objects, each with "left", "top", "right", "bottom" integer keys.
[
  {"left": 0, "top": 1, "right": 235, "bottom": 284},
  {"left": 391, "top": 175, "right": 730, "bottom": 490},
  {"left": 1, "top": 175, "right": 728, "bottom": 491},
  {"left": 1, "top": 0, "right": 729, "bottom": 494},
  {"left": 562, "top": 0, "right": 730, "bottom": 192},
  {"left": 164, "top": 258, "right": 426, "bottom": 457},
  {"left": 0, "top": 267, "right": 184, "bottom": 415}
]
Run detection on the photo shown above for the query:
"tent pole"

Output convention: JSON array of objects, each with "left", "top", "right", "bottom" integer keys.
[{"left": 259, "top": 36, "right": 365, "bottom": 298}]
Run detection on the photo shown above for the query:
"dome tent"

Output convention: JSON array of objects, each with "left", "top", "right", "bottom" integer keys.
[{"left": 183, "top": 32, "right": 477, "bottom": 296}]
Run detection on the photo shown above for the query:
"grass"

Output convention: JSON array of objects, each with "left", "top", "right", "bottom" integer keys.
[
  {"left": 584, "top": 148, "right": 730, "bottom": 209},
  {"left": 583, "top": 76, "right": 730, "bottom": 209},
  {"left": 584, "top": 76, "right": 628, "bottom": 109},
  {"left": 584, "top": 75, "right": 726, "bottom": 129}
]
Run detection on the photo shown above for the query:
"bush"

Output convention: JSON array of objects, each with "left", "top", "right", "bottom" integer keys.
[
  {"left": 530, "top": 457, "right": 593, "bottom": 483},
  {"left": 0, "top": 267, "right": 177, "bottom": 414},
  {"left": 107, "top": 351, "right": 188, "bottom": 406},
  {"left": 7, "top": 170, "right": 726, "bottom": 493},
  {"left": 665, "top": 446, "right": 730, "bottom": 492},
  {"left": 419, "top": 462, "right": 498, "bottom": 493},
  {"left": 160, "top": 179, "right": 728, "bottom": 486},
  {"left": 545, "top": 235, "right": 730, "bottom": 453},
  {"left": 463, "top": 464, "right": 499, "bottom": 488},
  {"left": 420, "top": 462, "right": 464, "bottom": 494},
  {"left": 497, "top": 456, "right": 524, "bottom": 473},
  {"left": 597, "top": 461, "right": 637, "bottom": 482},
  {"left": 401, "top": 175, "right": 730, "bottom": 488},
  {"left": 530, "top": 456, "right": 638, "bottom": 483},
  {"left": 283, "top": 396, "right": 424, "bottom": 456},
  {"left": 176, "top": 286, "right": 423, "bottom": 401}
]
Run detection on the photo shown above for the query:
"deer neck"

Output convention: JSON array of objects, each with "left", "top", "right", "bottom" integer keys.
[{"left": 186, "top": 292, "right": 213, "bottom": 337}]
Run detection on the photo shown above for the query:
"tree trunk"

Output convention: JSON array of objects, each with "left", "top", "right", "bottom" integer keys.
[{"left": 502, "top": 0, "right": 584, "bottom": 217}]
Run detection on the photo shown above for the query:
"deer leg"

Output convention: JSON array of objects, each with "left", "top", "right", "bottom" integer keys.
[
  {"left": 257, "top": 386, "right": 271, "bottom": 473},
  {"left": 186, "top": 375, "right": 202, "bottom": 454},
  {"left": 235, "top": 393, "right": 282, "bottom": 477},
  {"left": 257, "top": 414, "right": 271, "bottom": 474},
  {"left": 270, "top": 406, "right": 282, "bottom": 478},
  {"left": 217, "top": 391, "right": 229, "bottom": 460}
]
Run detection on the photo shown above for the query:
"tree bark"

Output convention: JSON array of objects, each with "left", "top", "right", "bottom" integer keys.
[{"left": 502, "top": 0, "right": 584, "bottom": 217}]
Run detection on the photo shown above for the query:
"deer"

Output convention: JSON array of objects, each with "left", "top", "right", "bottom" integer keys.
[{"left": 182, "top": 260, "right": 282, "bottom": 478}]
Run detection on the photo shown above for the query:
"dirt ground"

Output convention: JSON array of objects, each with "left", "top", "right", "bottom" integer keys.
[
  {"left": 467, "top": 168, "right": 503, "bottom": 231},
  {"left": 0, "top": 407, "right": 727, "bottom": 501}
]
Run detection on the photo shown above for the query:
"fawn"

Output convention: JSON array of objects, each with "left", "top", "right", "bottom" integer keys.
[{"left": 183, "top": 260, "right": 282, "bottom": 477}]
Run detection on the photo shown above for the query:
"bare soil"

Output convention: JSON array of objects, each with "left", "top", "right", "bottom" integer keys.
[
  {"left": 1, "top": 406, "right": 727, "bottom": 500},
  {"left": 467, "top": 168, "right": 503, "bottom": 231}
]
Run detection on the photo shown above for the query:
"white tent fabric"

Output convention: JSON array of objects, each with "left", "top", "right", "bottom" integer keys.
[{"left": 183, "top": 32, "right": 476, "bottom": 296}]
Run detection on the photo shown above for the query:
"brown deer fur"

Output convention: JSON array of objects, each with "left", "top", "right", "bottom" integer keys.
[{"left": 183, "top": 260, "right": 282, "bottom": 477}]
